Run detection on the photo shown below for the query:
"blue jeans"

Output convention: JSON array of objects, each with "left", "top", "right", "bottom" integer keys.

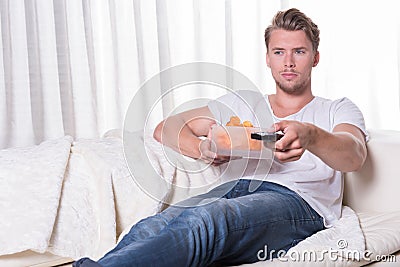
[{"left": 73, "top": 180, "right": 324, "bottom": 267}]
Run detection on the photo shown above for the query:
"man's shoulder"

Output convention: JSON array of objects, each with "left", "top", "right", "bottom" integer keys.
[
  {"left": 306, "top": 97, "right": 361, "bottom": 118},
  {"left": 313, "top": 96, "right": 354, "bottom": 107}
]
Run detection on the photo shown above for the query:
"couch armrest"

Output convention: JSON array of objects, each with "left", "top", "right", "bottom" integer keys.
[{"left": 343, "top": 129, "right": 400, "bottom": 213}]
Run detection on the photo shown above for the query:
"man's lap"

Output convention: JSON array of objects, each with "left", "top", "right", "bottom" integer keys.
[{"left": 75, "top": 180, "right": 325, "bottom": 266}]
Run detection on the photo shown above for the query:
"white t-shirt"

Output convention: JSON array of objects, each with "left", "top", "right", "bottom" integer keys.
[{"left": 208, "top": 90, "right": 368, "bottom": 227}]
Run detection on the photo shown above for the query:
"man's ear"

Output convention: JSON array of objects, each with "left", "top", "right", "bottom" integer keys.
[
  {"left": 313, "top": 51, "right": 320, "bottom": 67},
  {"left": 266, "top": 52, "right": 270, "bottom": 68}
]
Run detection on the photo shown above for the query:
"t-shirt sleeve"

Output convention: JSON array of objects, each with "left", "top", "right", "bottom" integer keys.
[{"left": 332, "top": 97, "right": 369, "bottom": 141}]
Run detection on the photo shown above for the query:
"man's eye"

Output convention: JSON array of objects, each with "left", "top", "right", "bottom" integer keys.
[
  {"left": 295, "top": 50, "right": 305, "bottom": 54},
  {"left": 274, "top": 51, "right": 283, "bottom": 55}
]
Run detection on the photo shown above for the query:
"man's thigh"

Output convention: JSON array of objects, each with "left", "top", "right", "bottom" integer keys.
[{"left": 202, "top": 183, "right": 324, "bottom": 265}]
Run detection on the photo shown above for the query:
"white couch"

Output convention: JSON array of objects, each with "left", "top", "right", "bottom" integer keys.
[
  {"left": 343, "top": 129, "right": 400, "bottom": 266},
  {"left": 1, "top": 129, "right": 399, "bottom": 267}
]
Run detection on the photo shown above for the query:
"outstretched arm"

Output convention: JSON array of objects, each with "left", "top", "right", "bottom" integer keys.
[{"left": 274, "top": 121, "right": 367, "bottom": 172}]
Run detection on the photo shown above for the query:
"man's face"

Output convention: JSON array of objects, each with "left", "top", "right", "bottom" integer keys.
[{"left": 266, "top": 29, "right": 319, "bottom": 95}]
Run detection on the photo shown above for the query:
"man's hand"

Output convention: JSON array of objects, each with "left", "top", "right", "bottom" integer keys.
[
  {"left": 198, "top": 128, "right": 232, "bottom": 166},
  {"left": 199, "top": 138, "right": 231, "bottom": 166},
  {"left": 273, "top": 120, "right": 311, "bottom": 162}
]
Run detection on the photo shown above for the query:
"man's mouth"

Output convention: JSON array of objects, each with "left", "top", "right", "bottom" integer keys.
[{"left": 281, "top": 72, "right": 298, "bottom": 80}]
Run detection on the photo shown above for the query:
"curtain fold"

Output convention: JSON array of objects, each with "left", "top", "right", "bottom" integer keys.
[
  {"left": 0, "top": 0, "right": 399, "bottom": 149},
  {"left": 1, "top": 0, "right": 35, "bottom": 148}
]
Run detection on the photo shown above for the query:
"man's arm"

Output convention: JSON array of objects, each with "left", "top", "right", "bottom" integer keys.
[
  {"left": 274, "top": 121, "right": 367, "bottom": 172},
  {"left": 153, "top": 106, "right": 229, "bottom": 165}
]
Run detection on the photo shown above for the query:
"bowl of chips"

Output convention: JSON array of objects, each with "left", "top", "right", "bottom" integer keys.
[{"left": 210, "top": 116, "right": 275, "bottom": 159}]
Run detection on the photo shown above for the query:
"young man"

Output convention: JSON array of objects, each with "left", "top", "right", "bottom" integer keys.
[{"left": 74, "top": 8, "right": 367, "bottom": 267}]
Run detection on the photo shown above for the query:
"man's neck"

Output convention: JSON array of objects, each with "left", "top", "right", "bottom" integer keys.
[{"left": 268, "top": 91, "right": 315, "bottom": 118}]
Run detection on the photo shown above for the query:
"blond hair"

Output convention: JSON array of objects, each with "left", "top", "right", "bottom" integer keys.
[{"left": 264, "top": 8, "right": 320, "bottom": 52}]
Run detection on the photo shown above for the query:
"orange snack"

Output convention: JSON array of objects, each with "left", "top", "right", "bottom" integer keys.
[
  {"left": 242, "top": 121, "right": 253, "bottom": 127},
  {"left": 226, "top": 117, "right": 253, "bottom": 127},
  {"left": 226, "top": 116, "right": 242, "bottom": 126},
  {"left": 224, "top": 117, "right": 261, "bottom": 151}
]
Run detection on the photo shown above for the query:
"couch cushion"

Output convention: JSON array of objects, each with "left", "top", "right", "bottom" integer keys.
[
  {"left": 356, "top": 211, "right": 400, "bottom": 266},
  {"left": 0, "top": 251, "right": 72, "bottom": 267},
  {"left": 343, "top": 129, "right": 400, "bottom": 213},
  {"left": 236, "top": 211, "right": 400, "bottom": 267}
]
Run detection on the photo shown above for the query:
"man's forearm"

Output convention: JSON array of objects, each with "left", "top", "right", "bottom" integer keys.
[
  {"left": 153, "top": 106, "right": 216, "bottom": 159},
  {"left": 153, "top": 116, "right": 202, "bottom": 159},
  {"left": 305, "top": 123, "right": 367, "bottom": 172}
]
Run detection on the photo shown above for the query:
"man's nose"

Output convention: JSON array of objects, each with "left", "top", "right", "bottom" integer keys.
[{"left": 284, "top": 55, "right": 295, "bottom": 68}]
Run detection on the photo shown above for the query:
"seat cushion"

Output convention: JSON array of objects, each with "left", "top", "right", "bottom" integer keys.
[
  {"left": 356, "top": 211, "right": 400, "bottom": 266},
  {"left": 236, "top": 211, "right": 400, "bottom": 267},
  {"left": 0, "top": 250, "right": 72, "bottom": 267}
]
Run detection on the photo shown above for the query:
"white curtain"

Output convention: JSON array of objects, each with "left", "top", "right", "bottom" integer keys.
[{"left": 0, "top": 0, "right": 399, "bottom": 149}]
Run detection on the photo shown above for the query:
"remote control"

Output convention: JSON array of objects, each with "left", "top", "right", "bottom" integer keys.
[{"left": 250, "top": 132, "right": 284, "bottom": 142}]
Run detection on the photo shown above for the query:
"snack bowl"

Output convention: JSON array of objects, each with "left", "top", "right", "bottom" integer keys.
[{"left": 210, "top": 125, "right": 274, "bottom": 159}]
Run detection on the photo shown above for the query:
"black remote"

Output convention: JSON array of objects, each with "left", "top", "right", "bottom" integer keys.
[{"left": 250, "top": 132, "right": 284, "bottom": 142}]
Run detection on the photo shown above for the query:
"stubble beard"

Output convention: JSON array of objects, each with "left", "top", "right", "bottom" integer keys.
[{"left": 274, "top": 74, "right": 311, "bottom": 96}]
